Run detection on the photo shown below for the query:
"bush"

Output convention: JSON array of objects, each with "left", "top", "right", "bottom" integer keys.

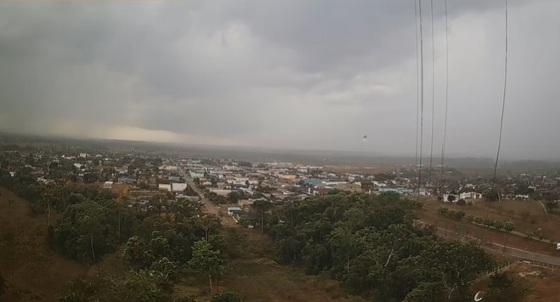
[
  {"left": 469, "top": 216, "right": 514, "bottom": 232},
  {"left": 438, "top": 208, "right": 464, "bottom": 221},
  {"left": 175, "top": 296, "right": 197, "bottom": 302},
  {"left": 212, "top": 292, "right": 242, "bottom": 302},
  {"left": 503, "top": 221, "right": 514, "bottom": 232}
]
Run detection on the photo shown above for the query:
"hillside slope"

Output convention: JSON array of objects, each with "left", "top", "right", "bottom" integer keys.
[{"left": 0, "top": 188, "right": 125, "bottom": 301}]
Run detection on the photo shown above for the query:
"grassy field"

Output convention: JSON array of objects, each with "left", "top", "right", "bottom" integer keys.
[{"left": 510, "top": 262, "right": 560, "bottom": 302}]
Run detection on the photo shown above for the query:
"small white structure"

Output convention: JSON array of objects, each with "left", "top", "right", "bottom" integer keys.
[
  {"left": 227, "top": 207, "right": 241, "bottom": 216},
  {"left": 171, "top": 183, "right": 187, "bottom": 192},
  {"left": 210, "top": 189, "right": 232, "bottom": 196},
  {"left": 459, "top": 192, "right": 482, "bottom": 200},
  {"left": 158, "top": 184, "right": 171, "bottom": 192},
  {"left": 103, "top": 181, "right": 114, "bottom": 189}
]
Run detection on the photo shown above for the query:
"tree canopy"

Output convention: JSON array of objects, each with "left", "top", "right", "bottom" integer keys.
[{"left": 269, "top": 193, "right": 494, "bottom": 301}]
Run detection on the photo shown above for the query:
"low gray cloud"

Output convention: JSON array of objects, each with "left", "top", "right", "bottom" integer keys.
[{"left": 0, "top": 0, "right": 559, "bottom": 159}]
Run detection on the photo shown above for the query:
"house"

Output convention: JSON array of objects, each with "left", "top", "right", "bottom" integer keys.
[
  {"left": 190, "top": 171, "right": 205, "bottom": 179},
  {"left": 210, "top": 189, "right": 232, "bottom": 196},
  {"left": 227, "top": 206, "right": 242, "bottom": 223},
  {"left": 278, "top": 174, "right": 297, "bottom": 183},
  {"left": 227, "top": 207, "right": 241, "bottom": 216},
  {"left": 158, "top": 184, "right": 171, "bottom": 192},
  {"left": 171, "top": 183, "right": 187, "bottom": 192},
  {"left": 103, "top": 181, "right": 114, "bottom": 190},
  {"left": 459, "top": 192, "right": 483, "bottom": 200},
  {"left": 515, "top": 194, "right": 529, "bottom": 200},
  {"left": 379, "top": 187, "right": 414, "bottom": 195}
]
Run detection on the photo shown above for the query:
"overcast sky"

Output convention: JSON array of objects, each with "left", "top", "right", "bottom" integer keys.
[{"left": 0, "top": 0, "right": 559, "bottom": 159}]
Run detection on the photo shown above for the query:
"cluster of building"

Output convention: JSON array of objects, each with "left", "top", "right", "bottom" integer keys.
[{"left": 1, "top": 146, "right": 560, "bottom": 213}]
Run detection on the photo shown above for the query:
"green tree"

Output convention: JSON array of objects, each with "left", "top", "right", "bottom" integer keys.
[
  {"left": 124, "top": 270, "right": 167, "bottom": 302},
  {"left": 188, "top": 240, "right": 225, "bottom": 294},
  {"left": 484, "top": 272, "right": 529, "bottom": 302},
  {"left": 251, "top": 199, "right": 272, "bottom": 233}
]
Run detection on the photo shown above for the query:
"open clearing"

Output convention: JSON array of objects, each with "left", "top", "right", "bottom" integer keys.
[
  {"left": 507, "top": 262, "right": 560, "bottom": 302},
  {"left": 418, "top": 198, "right": 560, "bottom": 256}
]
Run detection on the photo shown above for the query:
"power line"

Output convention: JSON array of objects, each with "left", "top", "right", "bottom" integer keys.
[
  {"left": 439, "top": 0, "right": 449, "bottom": 193},
  {"left": 414, "top": 0, "right": 421, "bottom": 181},
  {"left": 427, "top": 0, "right": 436, "bottom": 187},
  {"left": 493, "top": 0, "right": 508, "bottom": 185},
  {"left": 417, "top": 0, "right": 425, "bottom": 198}
]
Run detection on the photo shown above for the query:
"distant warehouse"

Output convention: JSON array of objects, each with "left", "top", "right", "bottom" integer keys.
[{"left": 378, "top": 187, "right": 413, "bottom": 195}]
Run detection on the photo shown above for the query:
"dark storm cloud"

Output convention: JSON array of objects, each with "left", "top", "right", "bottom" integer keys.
[{"left": 0, "top": 0, "right": 559, "bottom": 159}]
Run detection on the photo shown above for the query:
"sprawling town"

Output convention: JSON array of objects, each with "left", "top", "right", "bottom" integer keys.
[{"left": 2, "top": 141, "right": 560, "bottom": 226}]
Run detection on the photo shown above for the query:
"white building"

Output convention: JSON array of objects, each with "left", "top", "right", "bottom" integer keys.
[
  {"left": 171, "top": 183, "right": 187, "bottom": 192},
  {"left": 158, "top": 184, "right": 171, "bottom": 192},
  {"left": 459, "top": 192, "right": 483, "bottom": 200}
]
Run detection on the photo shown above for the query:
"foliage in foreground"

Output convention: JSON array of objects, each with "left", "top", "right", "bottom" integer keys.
[
  {"left": 269, "top": 193, "right": 495, "bottom": 302},
  {"left": 59, "top": 271, "right": 168, "bottom": 302},
  {"left": 211, "top": 292, "right": 243, "bottom": 302}
]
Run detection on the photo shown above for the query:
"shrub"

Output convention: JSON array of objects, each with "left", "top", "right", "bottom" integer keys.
[
  {"left": 438, "top": 208, "right": 464, "bottom": 221},
  {"left": 503, "top": 221, "right": 514, "bottom": 232},
  {"left": 212, "top": 292, "right": 242, "bottom": 302}
]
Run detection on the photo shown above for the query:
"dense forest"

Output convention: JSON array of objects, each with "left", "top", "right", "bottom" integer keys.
[{"left": 269, "top": 192, "right": 496, "bottom": 302}]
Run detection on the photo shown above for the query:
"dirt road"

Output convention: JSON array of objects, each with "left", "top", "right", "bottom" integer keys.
[{"left": 433, "top": 224, "right": 560, "bottom": 267}]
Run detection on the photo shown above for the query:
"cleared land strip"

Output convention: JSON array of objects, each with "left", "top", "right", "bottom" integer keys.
[{"left": 431, "top": 223, "right": 560, "bottom": 267}]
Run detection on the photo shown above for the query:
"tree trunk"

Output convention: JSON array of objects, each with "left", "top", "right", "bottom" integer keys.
[
  {"left": 261, "top": 212, "right": 264, "bottom": 233},
  {"left": 118, "top": 209, "right": 121, "bottom": 240},
  {"left": 47, "top": 202, "right": 51, "bottom": 227},
  {"left": 90, "top": 234, "right": 96, "bottom": 263},
  {"left": 208, "top": 273, "right": 213, "bottom": 294}
]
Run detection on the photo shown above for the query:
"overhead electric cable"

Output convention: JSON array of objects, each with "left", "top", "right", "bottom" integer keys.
[
  {"left": 414, "top": 0, "right": 421, "bottom": 183},
  {"left": 417, "top": 0, "right": 425, "bottom": 198},
  {"left": 439, "top": 0, "right": 449, "bottom": 193},
  {"left": 493, "top": 0, "right": 508, "bottom": 185},
  {"left": 427, "top": 0, "right": 436, "bottom": 187}
]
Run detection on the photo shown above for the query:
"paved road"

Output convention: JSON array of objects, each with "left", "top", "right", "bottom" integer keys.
[
  {"left": 181, "top": 169, "right": 237, "bottom": 226},
  {"left": 485, "top": 242, "right": 560, "bottom": 266}
]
